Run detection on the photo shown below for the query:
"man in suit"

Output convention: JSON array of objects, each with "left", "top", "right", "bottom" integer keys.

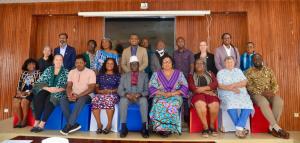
[
  {"left": 118, "top": 56, "right": 149, "bottom": 138},
  {"left": 121, "top": 34, "right": 148, "bottom": 72},
  {"left": 214, "top": 33, "right": 240, "bottom": 71},
  {"left": 150, "top": 40, "right": 170, "bottom": 72},
  {"left": 54, "top": 33, "right": 76, "bottom": 71}
]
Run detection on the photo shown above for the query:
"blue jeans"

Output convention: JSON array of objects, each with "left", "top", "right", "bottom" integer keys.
[
  {"left": 60, "top": 96, "right": 91, "bottom": 126},
  {"left": 227, "top": 109, "right": 252, "bottom": 129}
]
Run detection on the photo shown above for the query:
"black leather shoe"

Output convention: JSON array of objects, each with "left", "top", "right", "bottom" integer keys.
[
  {"left": 140, "top": 122, "right": 149, "bottom": 138},
  {"left": 120, "top": 123, "right": 128, "bottom": 138},
  {"left": 140, "top": 128, "right": 149, "bottom": 138}
]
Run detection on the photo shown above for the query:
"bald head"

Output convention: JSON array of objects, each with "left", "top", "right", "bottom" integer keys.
[{"left": 253, "top": 53, "right": 263, "bottom": 69}]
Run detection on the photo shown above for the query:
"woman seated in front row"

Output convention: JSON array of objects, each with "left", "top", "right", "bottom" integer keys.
[
  {"left": 187, "top": 58, "right": 219, "bottom": 137},
  {"left": 149, "top": 55, "right": 188, "bottom": 137},
  {"left": 13, "top": 58, "right": 40, "bottom": 128},
  {"left": 91, "top": 58, "right": 121, "bottom": 134},
  {"left": 31, "top": 54, "right": 68, "bottom": 133},
  {"left": 217, "top": 56, "right": 253, "bottom": 138}
]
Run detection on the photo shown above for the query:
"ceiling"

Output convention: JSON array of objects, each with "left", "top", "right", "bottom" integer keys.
[{"left": 0, "top": 0, "right": 95, "bottom": 3}]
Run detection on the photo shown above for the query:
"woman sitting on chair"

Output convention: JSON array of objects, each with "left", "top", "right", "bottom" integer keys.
[
  {"left": 188, "top": 58, "right": 219, "bottom": 137},
  {"left": 31, "top": 54, "right": 68, "bottom": 133},
  {"left": 13, "top": 58, "right": 40, "bottom": 128},
  {"left": 149, "top": 55, "right": 188, "bottom": 137},
  {"left": 217, "top": 56, "right": 253, "bottom": 138}
]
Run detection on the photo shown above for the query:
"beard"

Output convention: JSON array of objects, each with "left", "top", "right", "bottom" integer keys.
[{"left": 254, "top": 63, "right": 263, "bottom": 69}]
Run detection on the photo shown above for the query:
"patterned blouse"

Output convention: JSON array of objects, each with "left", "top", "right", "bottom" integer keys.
[
  {"left": 17, "top": 70, "right": 40, "bottom": 91},
  {"left": 245, "top": 66, "right": 278, "bottom": 96},
  {"left": 35, "top": 66, "right": 68, "bottom": 98},
  {"left": 92, "top": 50, "right": 119, "bottom": 71},
  {"left": 96, "top": 73, "right": 121, "bottom": 90}
]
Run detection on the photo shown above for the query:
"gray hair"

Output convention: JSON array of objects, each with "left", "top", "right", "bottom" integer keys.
[{"left": 224, "top": 56, "right": 235, "bottom": 62}]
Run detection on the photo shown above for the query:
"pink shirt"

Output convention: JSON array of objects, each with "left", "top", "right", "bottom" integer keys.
[{"left": 68, "top": 68, "right": 96, "bottom": 95}]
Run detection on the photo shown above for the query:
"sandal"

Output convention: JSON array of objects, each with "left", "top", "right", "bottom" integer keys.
[
  {"left": 235, "top": 130, "right": 246, "bottom": 139},
  {"left": 202, "top": 129, "right": 210, "bottom": 138},
  {"left": 96, "top": 128, "right": 103, "bottom": 134},
  {"left": 103, "top": 128, "right": 111, "bottom": 134},
  {"left": 209, "top": 128, "right": 218, "bottom": 137}
]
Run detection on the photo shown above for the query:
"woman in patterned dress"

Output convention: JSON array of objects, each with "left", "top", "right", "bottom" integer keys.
[
  {"left": 92, "top": 38, "right": 119, "bottom": 73},
  {"left": 148, "top": 55, "right": 188, "bottom": 137},
  {"left": 13, "top": 58, "right": 40, "bottom": 128},
  {"left": 217, "top": 56, "right": 253, "bottom": 138},
  {"left": 92, "top": 58, "right": 121, "bottom": 134}
]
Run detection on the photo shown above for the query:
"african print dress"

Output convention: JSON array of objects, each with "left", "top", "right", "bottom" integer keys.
[
  {"left": 92, "top": 73, "right": 121, "bottom": 110},
  {"left": 148, "top": 69, "right": 188, "bottom": 134}
]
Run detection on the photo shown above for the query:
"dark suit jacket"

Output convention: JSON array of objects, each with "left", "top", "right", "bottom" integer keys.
[
  {"left": 194, "top": 52, "right": 218, "bottom": 75},
  {"left": 54, "top": 45, "right": 76, "bottom": 71}
]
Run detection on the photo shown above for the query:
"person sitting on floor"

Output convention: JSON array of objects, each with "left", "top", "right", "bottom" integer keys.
[
  {"left": 118, "top": 56, "right": 149, "bottom": 138},
  {"left": 60, "top": 55, "right": 96, "bottom": 135},
  {"left": 245, "top": 53, "right": 289, "bottom": 139}
]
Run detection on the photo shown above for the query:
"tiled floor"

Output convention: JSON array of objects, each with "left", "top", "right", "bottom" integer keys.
[{"left": 0, "top": 118, "right": 298, "bottom": 143}]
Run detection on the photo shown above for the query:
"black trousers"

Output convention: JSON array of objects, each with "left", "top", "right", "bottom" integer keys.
[{"left": 33, "top": 90, "right": 55, "bottom": 122}]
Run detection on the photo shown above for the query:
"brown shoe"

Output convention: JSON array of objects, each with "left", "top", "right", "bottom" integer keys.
[
  {"left": 278, "top": 129, "right": 290, "bottom": 139},
  {"left": 270, "top": 129, "right": 290, "bottom": 139}
]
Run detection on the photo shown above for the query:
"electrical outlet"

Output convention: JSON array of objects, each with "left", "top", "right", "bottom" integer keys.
[
  {"left": 4, "top": 108, "right": 9, "bottom": 113},
  {"left": 294, "top": 113, "right": 299, "bottom": 118}
]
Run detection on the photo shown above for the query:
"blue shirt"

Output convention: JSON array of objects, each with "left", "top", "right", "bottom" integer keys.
[
  {"left": 240, "top": 52, "right": 255, "bottom": 71},
  {"left": 131, "top": 46, "right": 138, "bottom": 56}
]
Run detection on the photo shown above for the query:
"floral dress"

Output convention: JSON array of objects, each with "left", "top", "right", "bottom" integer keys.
[
  {"left": 92, "top": 73, "right": 121, "bottom": 110},
  {"left": 148, "top": 70, "right": 188, "bottom": 134}
]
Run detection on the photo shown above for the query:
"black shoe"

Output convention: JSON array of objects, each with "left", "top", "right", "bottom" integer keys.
[
  {"left": 14, "top": 124, "right": 21, "bottom": 128},
  {"left": 120, "top": 123, "right": 128, "bottom": 138},
  {"left": 31, "top": 127, "right": 43, "bottom": 133},
  {"left": 103, "top": 128, "right": 111, "bottom": 134},
  {"left": 30, "top": 127, "right": 38, "bottom": 132},
  {"left": 141, "top": 128, "right": 149, "bottom": 138},
  {"left": 96, "top": 128, "right": 103, "bottom": 134},
  {"left": 60, "top": 124, "right": 72, "bottom": 135},
  {"left": 157, "top": 131, "right": 171, "bottom": 138},
  {"left": 140, "top": 122, "right": 149, "bottom": 138},
  {"left": 69, "top": 123, "right": 81, "bottom": 134}
]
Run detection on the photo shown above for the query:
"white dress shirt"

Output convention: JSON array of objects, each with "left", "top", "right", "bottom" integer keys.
[
  {"left": 223, "top": 44, "right": 232, "bottom": 56},
  {"left": 60, "top": 44, "right": 67, "bottom": 56}
]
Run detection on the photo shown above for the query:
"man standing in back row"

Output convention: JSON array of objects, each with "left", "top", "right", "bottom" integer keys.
[
  {"left": 173, "top": 37, "right": 195, "bottom": 124},
  {"left": 54, "top": 33, "right": 76, "bottom": 71},
  {"left": 121, "top": 34, "right": 148, "bottom": 72}
]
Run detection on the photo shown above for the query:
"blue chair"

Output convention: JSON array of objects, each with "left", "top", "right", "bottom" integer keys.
[
  {"left": 62, "top": 103, "right": 91, "bottom": 131},
  {"left": 44, "top": 106, "right": 63, "bottom": 130},
  {"left": 119, "top": 104, "right": 142, "bottom": 131}
]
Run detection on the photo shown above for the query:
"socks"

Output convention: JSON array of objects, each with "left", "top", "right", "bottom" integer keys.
[
  {"left": 236, "top": 126, "right": 244, "bottom": 131},
  {"left": 269, "top": 124, "right": 282, "bottom": 132}
]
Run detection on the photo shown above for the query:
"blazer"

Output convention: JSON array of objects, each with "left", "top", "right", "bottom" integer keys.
[
  {"left": 214, "top": 45, "right": 240, "bottom": 71},
  {"left": 117, "top": 71, "right": 149, "bottom": 97},
  {"left": 194, "top": 52, "right": 218, "bottom": 75},
  {"left": 150, "top": 52, "right": 170, "bottom": 72},
  {"left": 121, "top": 46, "right": 148, "bottom": 72},
  {"left": 54, "top": 45, "right": 76, "bottom": 71}
]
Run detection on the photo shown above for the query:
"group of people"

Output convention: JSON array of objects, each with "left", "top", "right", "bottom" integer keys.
[{"left": 13, "top": 32, "right": 289, "bottom": 139}]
